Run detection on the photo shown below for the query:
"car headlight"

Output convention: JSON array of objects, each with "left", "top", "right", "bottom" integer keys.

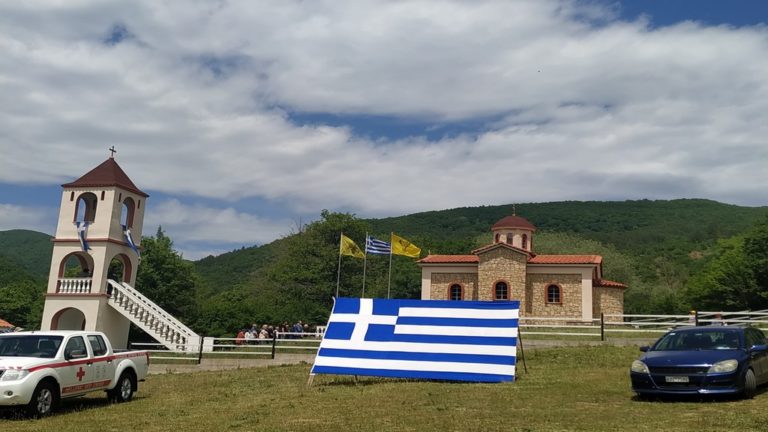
[
  {"left": 0, "top": 369, "right": 30, "bottom": 382},
  {"left": 708, "top": 359, "right": 739, "bottom": 373},
  {"left": 631, "top": 360, "right": 649, "bottom": 374}
]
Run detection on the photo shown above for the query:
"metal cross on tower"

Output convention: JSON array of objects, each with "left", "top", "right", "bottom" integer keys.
[{"left": 109, "top": 146, "right": 117, "bottom": 158}]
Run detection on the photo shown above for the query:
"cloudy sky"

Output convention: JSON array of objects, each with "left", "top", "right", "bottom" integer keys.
[{"left": 1, "top": 0, "right": 767, "bottom": 259}]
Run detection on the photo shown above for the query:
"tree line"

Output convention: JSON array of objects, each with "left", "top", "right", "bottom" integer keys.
[{"left": 2, "top": 200, "right": 767, "bottom": 337}]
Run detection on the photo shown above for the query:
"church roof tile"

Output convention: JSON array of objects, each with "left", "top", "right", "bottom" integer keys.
[
  {"left": 62, "top": 158, "right": 148, "bottom": 197},
  {"left": 529, "top": 255, "right": 602, "bottom": 265},
  {"left": 594, "top": 278, "right": 628, "bottom": 289},
  {"left": 418, "top": 255, "right": 479, "bottom": 264},
  {"left": 491, "top": 215, "right": 537, "bottom": 231}
]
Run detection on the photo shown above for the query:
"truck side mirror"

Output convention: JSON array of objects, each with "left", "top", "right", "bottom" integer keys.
[{"left": 66, "top": 349, "right": 87, "bottom": 360}]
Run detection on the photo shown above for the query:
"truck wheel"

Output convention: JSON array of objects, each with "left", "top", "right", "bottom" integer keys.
[
  {"left": 743, "top": 369, "right": 757, "bottom": 399},
  {"left": 26, "top": 381, "right": 57, "bottom": 418},
  {"left": 110, "top": 371, "right": 135, "bottom": 403}
]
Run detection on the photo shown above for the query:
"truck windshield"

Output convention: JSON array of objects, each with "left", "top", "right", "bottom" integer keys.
[{"left": 0, "top": 335, "right": 64, "bottom": 358}]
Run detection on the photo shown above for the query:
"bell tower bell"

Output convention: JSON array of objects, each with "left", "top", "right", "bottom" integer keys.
[{"left": 40, "top": 153, "right": 148, "bottom": 348}]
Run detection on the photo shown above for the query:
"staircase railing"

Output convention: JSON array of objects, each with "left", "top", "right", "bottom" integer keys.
[{"left": 106, "top": 279, "right": 199, "bottom": 351}]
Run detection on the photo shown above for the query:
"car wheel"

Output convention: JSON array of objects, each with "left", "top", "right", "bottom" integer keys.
[
  {"left": 26, "top": 381, "right": 58, "bottom": 418},
  {"left": 109, "top": 371, "right": 135, "bottom": 403},
  {"left": 743, "top": 369, "right": 757, "bottom": 399}
]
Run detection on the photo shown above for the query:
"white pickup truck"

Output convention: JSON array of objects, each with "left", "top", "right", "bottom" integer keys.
[{"left": 0, "top": 330, "right": 149, "bottom": 417}]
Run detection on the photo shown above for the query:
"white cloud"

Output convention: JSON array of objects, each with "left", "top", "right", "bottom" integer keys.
[
  {"left": 0, "top": 0, "right": 765, "bottom": 249},
  {"left": 0, "top": 204, "right": 56, "bottom": 233},
  {"left": 143, "top": 199, "right": 293, "bottom": 258}
]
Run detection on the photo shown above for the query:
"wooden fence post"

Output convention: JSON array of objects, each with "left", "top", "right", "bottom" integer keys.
[
  {"left": 271, "top": 334, "right": 277, "bottom": 359},
  {"left": 197, "top": 335, "right": 205, "bottom": 365},
  {"left": 600, "top": 313, "right": 605, "bottom": 341}
]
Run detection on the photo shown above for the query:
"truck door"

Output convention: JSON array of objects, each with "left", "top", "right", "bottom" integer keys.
[
  {"left": 60, "top": 336, "right": 92, "bottom": 396},
  {"left": 86, "top": 334, "right": 113, "bottom": 389}
]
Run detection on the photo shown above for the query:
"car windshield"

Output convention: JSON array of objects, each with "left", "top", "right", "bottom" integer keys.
[
  {"left": 653, "top": 330, "right": 740, "bottom": 351},
  {"left": 0, "top": 335, "right": 64, "bottom": 358}
]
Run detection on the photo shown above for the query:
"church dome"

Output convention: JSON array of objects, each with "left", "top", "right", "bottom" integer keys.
[{"left": 491, "top": 215, "right": 536, "bottom": 232}]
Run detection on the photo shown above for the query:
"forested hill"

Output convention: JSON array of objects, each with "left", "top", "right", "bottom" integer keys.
[
  {"left": 196, "top": 199, "right": 768, "bottom": 290},
  {"left": 2, "top": 199, "right": 768, "bottom": 335},
  {"left": 368, "top": 199, "right": 768, "bottom": 281},
  {"left": 0, "top": 230, "right": 52, "bottom": 279}
]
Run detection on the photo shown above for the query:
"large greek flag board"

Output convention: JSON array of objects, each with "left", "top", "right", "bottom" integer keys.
[{"left": 311, "top": 298, "right": 519, "bottom": 383}]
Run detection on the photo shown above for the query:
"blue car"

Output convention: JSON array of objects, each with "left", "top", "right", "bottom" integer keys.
[{"left": 630, "top": 325, "right": 768, "bottom": 398}]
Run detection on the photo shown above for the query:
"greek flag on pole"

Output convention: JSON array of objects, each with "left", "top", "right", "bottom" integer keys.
[
  {"left": 311, "top": 298, "right": 519, "bottom": 382},
  {"left": 366, "top": 236, "right": 391, "bottom": 255},
  {"left": 75, "top": 222, "right": 91, "bottom": 252},
  {"left": 122, "top": 225, "right": 140, "bottom": 261}
]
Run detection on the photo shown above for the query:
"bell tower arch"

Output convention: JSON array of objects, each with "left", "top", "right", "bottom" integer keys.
[{"left": 40, "top": 153, "right": 148, "bottom": 348}]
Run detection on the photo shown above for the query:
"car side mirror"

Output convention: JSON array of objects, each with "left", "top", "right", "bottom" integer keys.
[
  {"left": 749, "top": 344, "right": 768, "bottom": 353},
  {"left": 66, "top": 349, "right": 87, "bottom": 360},
  {"left": 639, "top": 346, "right": 649, "bottom": 352}
]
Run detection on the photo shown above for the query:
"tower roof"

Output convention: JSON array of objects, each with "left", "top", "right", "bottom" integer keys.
[
  {"left": 491, "top": 215, "right": 536, "bottom": 231},
  {"left": 62, "top": 158, "right": 148, "bottom": 197}
]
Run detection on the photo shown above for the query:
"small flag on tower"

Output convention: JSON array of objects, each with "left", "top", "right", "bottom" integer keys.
[
  {"left": 75, "top": 222, "right": 91, "bottom": 252},
  {"left": 365, "top": 236, "right": 391, "bottom": 255},
  {"left": 123, "top": 225, "right": 141, "bottom": 261}
]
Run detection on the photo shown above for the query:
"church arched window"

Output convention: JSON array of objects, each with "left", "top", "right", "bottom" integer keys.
[
  {"left": 449, "top": 284, "right": 463, "bottom": 301},
  {"left": 121, "top": 197, "right": 136, "bottom": 228},
  {"left": 494, "top": 233, "right": 500, "bottom": 243},
  {"left": 74, "top": 193, "right": 98, "bottom": 223},
  {"left": 495, "top": 281, "right": 508, "bottom": 300},
  {"left": 546, "top": 284, "right": 562, "bottom": 304},
  {"left": 522, "top": 234, "right": 528, "bottom": 249},
  {"left": 506, "top": 235, "right": 513, "bottom": 246}
]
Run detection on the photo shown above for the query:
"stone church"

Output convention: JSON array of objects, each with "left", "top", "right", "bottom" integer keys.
[{"left": 417, "top": 215, "right": 626, "bottom": 321}]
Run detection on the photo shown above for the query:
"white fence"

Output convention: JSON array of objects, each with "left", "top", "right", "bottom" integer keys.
[
  {"left": 130, "top": 331, "right": 323, "bottom": 362},
  {"left": 132, "top": 311, "right": 768, "bottom": 359}
]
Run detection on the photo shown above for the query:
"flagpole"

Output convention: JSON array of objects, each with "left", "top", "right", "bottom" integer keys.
[
  {"left": 336, "top": 233, "right": 343, "bottom": 298},
  {"left": 387, "top": 232, "right": 393, "bottom": 299},
  {"left": 362, "top": 232, "right": 368, "bottom": 298}
]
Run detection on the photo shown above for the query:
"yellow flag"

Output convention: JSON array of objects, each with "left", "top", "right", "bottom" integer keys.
[
  {"left": 339, "top": 234, "right": 365, "bottom": 258},
  {"left": 391, "top": 233, "right": 421, "bottom": 258}
]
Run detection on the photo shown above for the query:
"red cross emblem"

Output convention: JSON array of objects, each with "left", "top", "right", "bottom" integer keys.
[{"left": 76, "top": 367, "right": 86, "bottom": 382}]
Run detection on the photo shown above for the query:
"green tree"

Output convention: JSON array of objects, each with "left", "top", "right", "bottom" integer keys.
[
  {"left": 266, "top": 210, "right": 370, "bottom": 323},
  {"left": 744, "top": 216, "right": 768, "bottom": 295},
  {"left": 135, "top": 227, "right": 199, "bottom": 322},
  {"left": 685, "top": 236, "right": 760, "bottom": 310},
  {"left": 0, "top": 280, "right": 45, "bottom": 330}
]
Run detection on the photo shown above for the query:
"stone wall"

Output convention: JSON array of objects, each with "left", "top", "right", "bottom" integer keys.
[
  {"left": 593, "top": 287, "right": 624, "bottom": 317},
  {"left": 526, "top": 273, "right": 582, "bottom": 318},
  {"left": 477, "top": 247, "right": 527, "bottom": 302},
  {"left": 430, "top": 273, "right": 478, "bottom": 300}
]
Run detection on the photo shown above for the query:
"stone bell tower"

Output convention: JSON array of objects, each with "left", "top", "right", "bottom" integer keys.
[{"left": 40, "top": 151, "right": 148, "bottom": 348}]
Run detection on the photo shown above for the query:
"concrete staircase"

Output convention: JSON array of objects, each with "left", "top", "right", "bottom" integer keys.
[{"left": 106, "top": 279, "right": 200, "bottom": 351}]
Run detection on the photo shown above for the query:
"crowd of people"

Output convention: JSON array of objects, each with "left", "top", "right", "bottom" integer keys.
[{"left": 234, "top": 321, "right": 312, "bottom": 344}]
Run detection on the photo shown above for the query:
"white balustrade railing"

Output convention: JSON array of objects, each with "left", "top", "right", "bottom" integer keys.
[
  {"left": 57, "top": 278, "right": 93, "bottom": 294},
  {"left": 106, "top": 279, "right": 199, "bottom": 351}
]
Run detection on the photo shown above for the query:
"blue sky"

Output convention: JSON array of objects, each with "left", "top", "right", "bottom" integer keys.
[{"left": 1, "top": 0, "right": 767, "bottom": 259}]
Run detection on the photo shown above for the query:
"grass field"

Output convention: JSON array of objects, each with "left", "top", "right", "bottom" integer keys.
[{"left": 3, "top": 345, "right": 768, "bottom": 431}]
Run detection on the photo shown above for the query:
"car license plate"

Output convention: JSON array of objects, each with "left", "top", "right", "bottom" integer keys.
[{"left": 665, "top": 376, "right": 689, "bottom": 383}]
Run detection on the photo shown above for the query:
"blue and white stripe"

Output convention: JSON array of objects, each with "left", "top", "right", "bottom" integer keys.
[
  {"left": 75, "top": 221, "right": 91, "bottom": 252},
  {"left": 311, "top": 298, "right": 519, "bottom": 382},
  {"left": 122, "top": 225, "right": 141, "bottom": 261},
  {"left": 365, "top": 236, "right": 391, "bottom": 255}
]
